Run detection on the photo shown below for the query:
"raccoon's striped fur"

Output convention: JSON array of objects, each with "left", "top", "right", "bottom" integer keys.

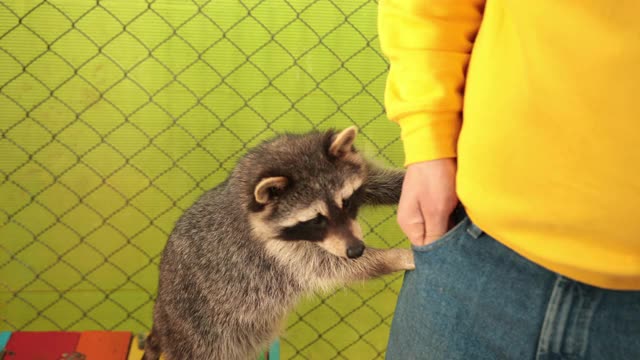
[{"left": 143, "top": 127, "right": 414, "bottom": 360}]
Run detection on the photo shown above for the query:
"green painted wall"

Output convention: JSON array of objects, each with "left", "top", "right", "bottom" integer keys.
[{"left": 0, "top": 0, "right": 407, "bottom": 358}]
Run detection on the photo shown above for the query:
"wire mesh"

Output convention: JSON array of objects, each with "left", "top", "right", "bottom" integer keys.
[{"left": 0, "top": 0, "right": 407, "bottom": 358}]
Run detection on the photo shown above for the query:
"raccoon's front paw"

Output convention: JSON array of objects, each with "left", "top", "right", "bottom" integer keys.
[{"left": 390, "top": 248, "right": 415, "bottom": 271}]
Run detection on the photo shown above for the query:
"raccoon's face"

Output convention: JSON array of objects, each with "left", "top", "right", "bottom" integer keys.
[{"left": 246, "top": 127, "right": 368, "bottom": 259}]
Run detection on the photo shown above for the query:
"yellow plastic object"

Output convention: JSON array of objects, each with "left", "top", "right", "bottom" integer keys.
[
  {"left": 127, "top": 334, "right": 144, "bottom": 360},
  {"left": 128, "top": 334, "right": 166, "bottom": 360}
]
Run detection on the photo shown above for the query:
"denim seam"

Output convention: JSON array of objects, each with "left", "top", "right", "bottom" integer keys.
[{"left": 572, "top": 286, "right": 602, "bottom": 357}]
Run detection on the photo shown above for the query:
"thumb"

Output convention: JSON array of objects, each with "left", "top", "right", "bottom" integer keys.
[{"left": 421, "top": 207, "right": 451, "bottom": 244}]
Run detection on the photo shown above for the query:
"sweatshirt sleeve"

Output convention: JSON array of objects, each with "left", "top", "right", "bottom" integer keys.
[{"left": 378, "top": 0, "right": 485, "bottom": 166}]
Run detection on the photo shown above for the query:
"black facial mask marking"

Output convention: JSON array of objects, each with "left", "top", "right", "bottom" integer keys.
[
  {"left": 278, "top": 186, "right": 364, "bottom": 242},
  {"left": 342, "top": 187, "right": 363, "bottom": 218},
  {"left": 279, "top": 215, "right": 328, "bottom": 242}
]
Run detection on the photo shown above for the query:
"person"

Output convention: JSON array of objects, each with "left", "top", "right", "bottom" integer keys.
[{"left": 377, "top": 1, "right": 640, "bottom": 359}]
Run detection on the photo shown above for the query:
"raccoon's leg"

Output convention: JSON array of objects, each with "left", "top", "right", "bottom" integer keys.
[
  {"left": 362, "top": 166, "right": 404, "bottom": 205},
  {"left": 141, "top": 325, "right": 161, "bottom": 360},
  {"left": 320, "top": 247, "right": 414, "bottom": 287},
  {"left": 355, "top": 247, "right": 414, "bottom": 276}
]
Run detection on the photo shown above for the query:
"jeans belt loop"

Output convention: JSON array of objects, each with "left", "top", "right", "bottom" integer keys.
[{"left": 466, "top": 221, "right": 484, "bottom": 239}]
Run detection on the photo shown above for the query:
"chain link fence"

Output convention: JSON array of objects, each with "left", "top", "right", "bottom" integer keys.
[{"left": 0, "top": 0, "right": 407, "bottom": 358}]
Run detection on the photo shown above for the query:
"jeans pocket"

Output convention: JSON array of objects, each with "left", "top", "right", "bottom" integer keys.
[{"left": 410, "top": 217, "right": 469, "bottom": 253}]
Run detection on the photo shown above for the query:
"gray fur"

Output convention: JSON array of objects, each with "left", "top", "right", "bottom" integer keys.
[{"left": 144, "top": 128, "right": 414, "bottom": 360}]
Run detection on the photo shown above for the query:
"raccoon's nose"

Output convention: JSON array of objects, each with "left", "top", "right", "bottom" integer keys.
[{"left": 347, "top": 244, "right": 365, "bottom": 259}]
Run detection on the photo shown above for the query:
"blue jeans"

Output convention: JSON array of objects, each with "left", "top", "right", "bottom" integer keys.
[{"left": 386, "top": 210, "right": 640, "bottom": 360}]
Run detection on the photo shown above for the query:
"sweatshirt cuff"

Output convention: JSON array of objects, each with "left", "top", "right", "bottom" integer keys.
[{"left": 398, "top": 112, "right": 462, "bottom": 166}]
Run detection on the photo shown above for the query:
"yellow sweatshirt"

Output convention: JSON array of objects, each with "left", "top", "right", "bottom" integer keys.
[{"left": 379, "top": 0, "right": 640, "bottom": 290}]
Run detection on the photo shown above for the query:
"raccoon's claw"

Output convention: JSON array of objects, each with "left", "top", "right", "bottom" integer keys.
[
  {"left": 401, "top": 250, "right": 415, "bottom": 271},
  {"left": 389, "top": 248, "right": 415, "bottom": 271}
]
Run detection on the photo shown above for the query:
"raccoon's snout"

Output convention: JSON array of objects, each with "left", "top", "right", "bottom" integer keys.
[{"left": 347, "top": 243, "right": 365, "bottom": 259}]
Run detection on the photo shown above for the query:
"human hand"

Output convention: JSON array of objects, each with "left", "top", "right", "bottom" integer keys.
[{"left": 397, "top": 158, "right": 459, "bottom": 246}]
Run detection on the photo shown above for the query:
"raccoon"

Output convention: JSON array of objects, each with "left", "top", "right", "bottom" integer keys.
[{"left": 143, "top": 127, "right": 414, "bottom": 360}]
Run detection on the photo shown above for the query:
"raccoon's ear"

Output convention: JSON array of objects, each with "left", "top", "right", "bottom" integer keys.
[
  {"left": 254, "top": 176, "right": 289, "bottom": 204},
  {"left": 328, "top": 126, "right": 358, "bottom": 158}
]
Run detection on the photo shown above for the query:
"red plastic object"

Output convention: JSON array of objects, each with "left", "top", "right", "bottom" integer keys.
[{"left": 2, "top": 331, "right": 80, "bottom": 360}]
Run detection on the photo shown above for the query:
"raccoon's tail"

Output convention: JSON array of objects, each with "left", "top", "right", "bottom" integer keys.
[{"left": 141, "top": 326, "right": 161, "bottom": 360}]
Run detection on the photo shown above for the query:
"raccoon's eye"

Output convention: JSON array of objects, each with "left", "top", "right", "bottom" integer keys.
[
  {"left": 303, "top": 215, "right": 327, "bottom": 227},
  {"left": 280, "top": 214, "right": 328, "bottom": 242},
  {"left": 342, "top": 197, "right": 352, "bottom": 209}
]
